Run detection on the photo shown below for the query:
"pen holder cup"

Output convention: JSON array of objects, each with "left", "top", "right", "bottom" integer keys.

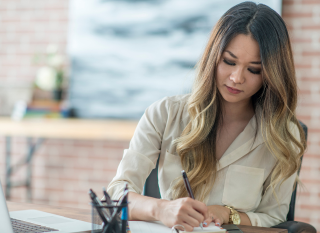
[{"left": 91, "top": 200, "right": 128, "bottom": 233}]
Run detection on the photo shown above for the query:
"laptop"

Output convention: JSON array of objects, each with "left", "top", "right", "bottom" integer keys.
[{"left": 0, "top": 181, "right": 92, "bottom": 233}]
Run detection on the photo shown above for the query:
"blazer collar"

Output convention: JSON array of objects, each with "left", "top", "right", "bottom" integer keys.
[
  {"left": 217, "top": 109, "right": 265, "bottom": 171},
  {"left": 181, "top": 106, "right": 265, "bottom": 171}
]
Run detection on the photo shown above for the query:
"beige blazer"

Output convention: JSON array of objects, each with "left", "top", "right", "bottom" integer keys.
[{"left": 107, "top": 94, "right": 299, "bottom": 227}]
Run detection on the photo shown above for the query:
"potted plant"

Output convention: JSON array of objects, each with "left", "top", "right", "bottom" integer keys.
[{"left": 34, "top": 44, "right": 67, "bottom": 101}]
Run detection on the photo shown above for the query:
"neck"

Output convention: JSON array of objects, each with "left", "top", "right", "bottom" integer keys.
[{"left": 221, "top": 98, "right": 254, "bottom": 123}]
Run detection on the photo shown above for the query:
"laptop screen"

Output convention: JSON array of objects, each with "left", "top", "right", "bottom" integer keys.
[{"left": 0, "top": 181, "right": 15, "bottom": 233}]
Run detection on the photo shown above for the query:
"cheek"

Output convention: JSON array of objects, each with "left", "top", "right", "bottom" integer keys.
[
  {"left": 216, "top": 62, "right": 229, "bottom": 83},
  {"left": 249, "top": 77, "right": 263, "bottom": 93}
]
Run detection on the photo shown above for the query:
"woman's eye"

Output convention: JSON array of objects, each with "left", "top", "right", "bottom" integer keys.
[
  {"left": 248, "top": 69, "right": 261, "bottom": 75},
  {"left": 223, "top": 59, "right": 235, "bottom": 66}
]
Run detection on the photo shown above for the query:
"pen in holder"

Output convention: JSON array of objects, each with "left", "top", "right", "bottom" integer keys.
[{"left": 91, "top": 200, "right": 128, "bottom": 233}]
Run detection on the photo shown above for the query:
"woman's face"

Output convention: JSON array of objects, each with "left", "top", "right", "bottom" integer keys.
[{"left": 216, "top": 34, "right": 263, "bottom": 106}]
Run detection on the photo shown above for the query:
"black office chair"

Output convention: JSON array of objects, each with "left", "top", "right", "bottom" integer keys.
[
  {"left": 271, "top": 121, "right": 316, "bottom": 233},
  {"left": 144, "top": 121, "right": 316, "bottom": 233}
]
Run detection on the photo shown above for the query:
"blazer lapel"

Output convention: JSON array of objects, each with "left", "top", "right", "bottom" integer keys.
[{"left": 217, "top": 113, "right": 265, "bottom": 172}]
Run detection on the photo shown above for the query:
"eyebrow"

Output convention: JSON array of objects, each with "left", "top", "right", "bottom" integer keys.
[{"left": 225, "top": 50, "right": 261, "bottom": 65}]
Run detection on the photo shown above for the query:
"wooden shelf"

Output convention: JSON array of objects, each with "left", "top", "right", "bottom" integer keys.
[{"left": 0, "top": 117, "right": 138, "bottom": 141}]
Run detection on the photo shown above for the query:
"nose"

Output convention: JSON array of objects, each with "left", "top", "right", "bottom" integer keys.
[{"left": 230, "top": 67, "right": 245, "bottom": 84}]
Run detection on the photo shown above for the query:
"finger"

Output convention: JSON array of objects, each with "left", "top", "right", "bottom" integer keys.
[
  {"left": 186, "top": 207, "right": 205, "bottom": 225},
  {"left": 213, "top": 217, "right": 223, "bottom": 227},
  {"left": 190, "top": 200, "right": 208, "bottom": 217},
  {"left": 203, "top": 217, "right": 213, "bottom": 227},
  {"left": 181, "top": 213, "right": 201, "bottom": 228},
  {"left": 172, "top": 217, "right": 194, "bottom": 232},
  {"left": 172, "top": 224, "right": 185, "bottom": 232},
  {"left": 178, "top": 222, "right": 194, "bottom": 232}
]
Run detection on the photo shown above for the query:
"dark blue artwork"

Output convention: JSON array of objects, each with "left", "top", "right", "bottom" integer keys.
[{"left": 68, "top": 0, "right": 281, "bottom": 119}]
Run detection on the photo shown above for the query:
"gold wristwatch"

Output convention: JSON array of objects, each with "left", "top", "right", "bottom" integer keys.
[{"left": 225, "top": 206, "right": 241, "bottom": 225}]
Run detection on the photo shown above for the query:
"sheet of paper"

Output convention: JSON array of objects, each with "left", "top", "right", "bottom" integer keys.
[
  {"left": 129, "top": 221, "right": 226, "bottom": 233},
  {"left": 182, "top": 224, "right": 226, "bottom": 232},
  {"left": 129, "top": 221, "right": 171, "bottom": 233}
]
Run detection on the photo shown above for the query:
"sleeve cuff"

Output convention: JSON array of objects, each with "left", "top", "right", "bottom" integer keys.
[
  {"left": 108, "top": 181, "right": 138, "bottom": 200},
  {"left": 245, "top": 212, "right": 262, "bottom": 227}
]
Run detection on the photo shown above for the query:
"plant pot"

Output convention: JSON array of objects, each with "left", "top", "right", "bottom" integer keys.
[{"left": 53, "top": 89, "right": 63, "bottom": 101}]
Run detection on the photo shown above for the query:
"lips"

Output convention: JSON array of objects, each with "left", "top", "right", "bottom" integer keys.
[{"left": 226, "top": 85, "right": 242, "bottom": 94}]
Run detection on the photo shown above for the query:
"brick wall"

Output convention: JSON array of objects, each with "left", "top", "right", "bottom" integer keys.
[
  {"left": 0, "top": 0, "right": 69, "bottom": 115},
  {"left": 0, "top": 137, "right": 128, "bottom": 209},
  {"left": 0, "top": 0, "right": 68, "bottom": 84},
  {"left": 0, "top": 0, "right": 319, "bottom": 232},
  {"left": 282, "top": 0, "right": 320, "bottom": 231}
]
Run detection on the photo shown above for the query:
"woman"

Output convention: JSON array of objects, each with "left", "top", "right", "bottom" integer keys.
[{"left": 107, "top": 1, "right": 306, "bottom": 231}]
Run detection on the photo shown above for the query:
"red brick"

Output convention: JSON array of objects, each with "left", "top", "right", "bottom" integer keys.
[
  {"left": 302, "top": 0, "right": 320, "bottom": 4},
  {"left": 295, "top": 64, "right": 313, "bottom": 69},
  {"left": 300, "top": 77, "right": 320, "bottom": 82},
  {"left": 309, "top": 128, "right": 320, "bottom": 133},
  {"left": 302, "top": 24, "right": 320, "bottom": 30},
  {"left": 295, "top": 217, "right": 311, "bottom": 223},
  {"left": 300, "top": 178, "right": 320, "bottom": 184},
  {"left": 283, "top": 0, "right": 295, "bottom": 5},
  {"left": 302, "top": 51, "right": 320, "bottom": 56},
  {"left": 304, "top": 154, "right": 320, "bottom": 159},
  {"left": 298, "top": 90, "right": 312, "bottom": 95},
  {"left": 300, "top": 205, "right": 320, "bottom": 210},
  {"left": 291, "top": 38, "right": 312, "bottom": 43},
  {"left": 73, "top": 141, "right": 95, "bottom": 148},
  {"left": 283, "top": 12, "right": 313, "bottom": 18}
]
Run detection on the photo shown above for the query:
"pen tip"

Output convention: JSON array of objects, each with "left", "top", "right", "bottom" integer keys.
[
  {"left": 102, "top": 187, "right": 106, "bottom": 191},
  {"left": 181, "top": 170, "right": 187, "bottom": 179}
]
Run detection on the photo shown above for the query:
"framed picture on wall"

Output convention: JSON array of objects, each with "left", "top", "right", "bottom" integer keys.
[{"left": 68, "top": 0, "right": 282, "bottom": 119}]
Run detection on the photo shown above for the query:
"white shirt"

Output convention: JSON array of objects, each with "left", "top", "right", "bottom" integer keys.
[{"left": 107, "top": 94, "right": 299, "bottom": 227}]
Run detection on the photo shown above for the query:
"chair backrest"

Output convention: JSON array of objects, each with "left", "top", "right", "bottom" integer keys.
[
  {"left": 144, "top": 121, "right": 308, "bottom": 222},
  {"left": 144, "top": 157, "right": 161, "bottom": 198},
  {"left": 286, "top": 121, "right": 308, "bottom": 221}
]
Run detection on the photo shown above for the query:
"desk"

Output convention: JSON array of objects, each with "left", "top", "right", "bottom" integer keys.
[
  {"left": 0, "top": 118, "right": 138, "bottom": 200},
  {"left": 7, "top": 202, "right": 287, "bottom": 233}
]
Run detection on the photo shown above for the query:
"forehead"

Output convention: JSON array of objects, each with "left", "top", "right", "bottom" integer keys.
[{"left": 225, "top": 34, "right": 261, "bottom": 61}]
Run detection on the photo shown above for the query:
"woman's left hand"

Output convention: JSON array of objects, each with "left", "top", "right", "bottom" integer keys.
[{"left": 203, "top": 205, "right": 230, "bottom": 227}]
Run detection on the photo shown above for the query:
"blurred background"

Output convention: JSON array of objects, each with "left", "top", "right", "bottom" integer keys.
[{"left": 0, "top": 0, "right": 319, "bottom": 231}]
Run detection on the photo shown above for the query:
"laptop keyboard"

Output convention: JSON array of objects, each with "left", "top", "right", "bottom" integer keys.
[{"left": 11, "top": 218, "right": 59, "bottom": 233}]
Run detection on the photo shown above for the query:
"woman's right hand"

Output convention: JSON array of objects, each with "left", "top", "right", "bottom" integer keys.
[{"left": 156, "top": 197, "right": 208, "bottom": 232}]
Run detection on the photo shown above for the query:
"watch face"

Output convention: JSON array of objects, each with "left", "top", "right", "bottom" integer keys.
[{"left": 232, "top": 213, "right": 241, "bottom": 225}]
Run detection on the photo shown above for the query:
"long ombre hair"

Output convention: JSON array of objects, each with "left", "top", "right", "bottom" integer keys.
[{"left": 171, "top": 1, "right": 306, "bottom": 202}]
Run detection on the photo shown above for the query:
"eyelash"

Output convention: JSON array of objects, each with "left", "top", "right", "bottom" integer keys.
[{"left": 223, "top": 59, "right": 261, "bottom": 75}]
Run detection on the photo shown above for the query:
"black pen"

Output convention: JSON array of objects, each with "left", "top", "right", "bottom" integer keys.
[
  {"left": 103, "top": 190, "right": 129, "bottom": 233},
  {"left": 89, "top": 189, "right": 108, "bottom": 224},
  {"left": 181, "top": 170, "right": 204, "bottom": 230},
  {"left": 103, "top": 187, "right": 113, "bottom": 214},
  {"left": 120, "top": 192, "right": 128, "bottom": 233}
]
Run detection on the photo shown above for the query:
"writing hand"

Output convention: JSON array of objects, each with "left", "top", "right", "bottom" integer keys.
[{"left": 156, "top": 197, "right": 208, "bottom": 232}]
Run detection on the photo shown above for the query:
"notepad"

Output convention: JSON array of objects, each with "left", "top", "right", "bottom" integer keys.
[
  {"left": 129, "top": 221, "right": 226, "bottom": 233},
  {"left": 181, "top": 225, "right": 226, "bottom": 232}
]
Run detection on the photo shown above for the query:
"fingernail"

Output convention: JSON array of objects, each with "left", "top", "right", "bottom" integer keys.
[
  {"left": 203, "top": 222, "right": 207, "bottom": 226},
  {"left": 215, "top": 223, "right": 221, "bottom": 226}
]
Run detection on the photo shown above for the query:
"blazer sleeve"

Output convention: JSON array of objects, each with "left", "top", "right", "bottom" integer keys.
[
  {"left": 107, "top": 97, "right": 171, "bottom": 200},
  {"left": 246, "top": 122, "right": 302, "bottom": 227}
]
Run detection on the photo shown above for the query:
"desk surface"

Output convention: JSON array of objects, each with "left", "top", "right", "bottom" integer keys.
[
  {"left": 0, "top": 117, "right": 138, "bottom": 140},
  {"left": 7, "top": 202, "right": 287, "bottom": 233}
]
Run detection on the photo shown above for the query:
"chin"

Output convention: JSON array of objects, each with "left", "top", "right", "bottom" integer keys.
[
  {"left": 220, "top": 92, "right": 242, "bottom": 103},
  {"left": 223, "top": 97, "right": 243, "bottom": 104},
  {"left": 218, "top": 87, "right": 249, "bottom": 104}
]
